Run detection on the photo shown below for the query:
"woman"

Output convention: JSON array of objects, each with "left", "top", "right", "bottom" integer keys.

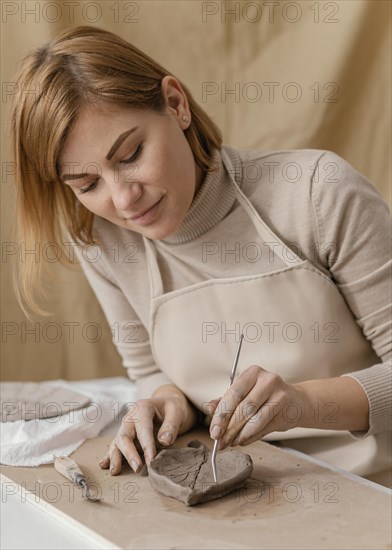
[{"left": 9, "top": 26, "right": 391, "bottom": 484}]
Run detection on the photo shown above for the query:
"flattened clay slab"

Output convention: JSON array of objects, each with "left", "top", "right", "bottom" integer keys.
[{"left": 148, "top": 439, "right": 253, "bottom": 506}]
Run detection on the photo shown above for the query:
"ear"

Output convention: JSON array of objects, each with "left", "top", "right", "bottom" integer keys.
[{"left": 161, "top": 75, "right": 189, "bottom": 123}]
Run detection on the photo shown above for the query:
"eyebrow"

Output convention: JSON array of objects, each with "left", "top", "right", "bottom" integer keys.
[{"left": 60, "top": 126, "right": 139, "bottom": 182}]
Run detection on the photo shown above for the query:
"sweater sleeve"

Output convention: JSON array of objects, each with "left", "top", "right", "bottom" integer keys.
[
  {"left": 72, "top": 242, "right": 174, "bottom": 399},
  {"left": 311, "top": 150, "right": 392, "bottom": 438}
]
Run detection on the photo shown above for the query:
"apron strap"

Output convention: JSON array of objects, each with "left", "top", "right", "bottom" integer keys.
[
  {"left": 220, "top": 148, "right": 304, "bottom": 267},
  {"left": 142, "top": 235, "right": 163, "bottom": 299}
]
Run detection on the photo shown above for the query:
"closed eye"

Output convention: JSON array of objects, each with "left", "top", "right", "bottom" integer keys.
[
  {"left": 78, "top": 144, "right": 144, "bottom": 195},
  {"left": 119, "top": 143, "right": 143, "bottom": 165}
]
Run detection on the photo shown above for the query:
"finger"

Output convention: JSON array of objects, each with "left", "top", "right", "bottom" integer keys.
[
  {"left": 157, "top": 406, "right": 179, "bottom": 446},
  {"left": 122, "top": 404, "right": 144, "bottom": 455},
  {"left": 114, "top": 411, "right": 144, "bottom": 473},
  {"left": 221, "top": 383, "right": 272, "bottom": 447},
  {"left": 98, "top": 453, "right": 110, "bottom": 469},
  {"left": 232, "top": 431, "right": 261, "bottom": 447},
  {"left": 220, "top": 395, "right": 263, "bottom": 449},
  {"left": 210, "top": 366, "right": 260, "bottom": 440},
  {"left": 134, "top": 403, "right": 157, "bottom": 466},
  {"left": 109, "top": 444, "right": 124, "bottom": 476},
  {"left": 115, "top": 430, "right": 144, "bottom": 473},
  {"left": 157, "top": 399, "right": 183, "bottom": 446},
  {"left": 220, "top": 372, "right": 284, "bottom": 448},
  {"left": 231, "top": 398, "right": 284, "bottom": 447}
]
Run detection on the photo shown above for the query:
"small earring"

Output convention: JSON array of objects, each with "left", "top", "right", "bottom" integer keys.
[{"left": 182, "top": 115, "right": 189, "bottom": 122}]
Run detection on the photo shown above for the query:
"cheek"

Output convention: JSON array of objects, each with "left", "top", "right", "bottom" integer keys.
[
  {"left": 76, "top": 194, "right": 109, "bottom": 216},
  {"left": 122, "top": 167, "right": 139, "bottom": 185}
]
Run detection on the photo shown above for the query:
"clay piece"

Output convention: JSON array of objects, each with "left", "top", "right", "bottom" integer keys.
[{"left": 148, "top": 439, "right": 253, "bottom": 506}]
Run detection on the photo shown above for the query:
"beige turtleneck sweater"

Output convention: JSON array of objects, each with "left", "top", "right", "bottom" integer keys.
[{"left": 73, "top": 145, "right": 391, "bottom": 438}]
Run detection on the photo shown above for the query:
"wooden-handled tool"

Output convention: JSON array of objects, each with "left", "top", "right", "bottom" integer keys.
[{"left": 54, "top": 456, "right": 100, "bottom": 502}]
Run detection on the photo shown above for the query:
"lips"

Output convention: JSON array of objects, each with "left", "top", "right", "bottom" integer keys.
[{"left": 130, "top": 198, "right": 162, "bottom": 220}]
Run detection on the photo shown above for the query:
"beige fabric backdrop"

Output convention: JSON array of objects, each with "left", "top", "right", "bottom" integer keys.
[{"left": 1, "top": 0, "right": 391, "bottom": 382}]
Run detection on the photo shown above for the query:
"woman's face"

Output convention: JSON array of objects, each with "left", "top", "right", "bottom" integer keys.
[{"left": 58, "top": 78, "right": 204, "bottom": 240}]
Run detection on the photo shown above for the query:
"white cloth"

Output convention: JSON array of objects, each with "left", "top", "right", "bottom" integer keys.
[{"left": 0, "top": 377, "right": 137, "bottom": 466}]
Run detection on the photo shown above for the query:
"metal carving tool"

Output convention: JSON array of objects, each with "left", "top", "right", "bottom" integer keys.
[
  {"left": 211, "top": 332, "right": 244, "bottom": 483},
  {"left": 54, "top": 456, "right": 101, "bottom": 502}
]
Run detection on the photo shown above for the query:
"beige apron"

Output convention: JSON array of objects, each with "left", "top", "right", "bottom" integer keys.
[{"left": 142, "top": 148, "right": 390, "bottom": 478}]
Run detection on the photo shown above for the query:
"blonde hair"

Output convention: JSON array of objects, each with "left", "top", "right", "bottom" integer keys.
[{"left": 9, "top": 25, "right": 222, "bottom": 321}]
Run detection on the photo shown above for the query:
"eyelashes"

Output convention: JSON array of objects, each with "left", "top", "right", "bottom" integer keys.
[
  {"left": 119, "top": 143, "right": 143, "bottom": 166},
  {"left": 78, "top": 144, "right": 144, "bottom": 195}
]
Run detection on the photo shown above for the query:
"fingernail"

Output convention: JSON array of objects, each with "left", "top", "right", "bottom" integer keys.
[
  {"left": 131, "top": 460, "right": 140, "bottom": 473},
  {"left": 98, "top": 460, "right": 104, "bottom": 467},
  {"left": 211, "top": 425, "right": 221, "bottom": 439},
  {"left": 159, "top": 432, "right": 173, "bottom": 445}
]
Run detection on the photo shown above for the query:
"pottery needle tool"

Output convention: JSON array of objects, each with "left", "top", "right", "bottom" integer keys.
[
  {"left": 211, "top": 332, "right": 244, "bottom": 483},
  {"left": 54, "top": 456, "right": 101, "bottom": 502}
]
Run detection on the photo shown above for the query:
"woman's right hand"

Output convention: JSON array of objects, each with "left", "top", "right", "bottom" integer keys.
[{"left": 99, "top": 385, "right": 199, "bottom": 475}]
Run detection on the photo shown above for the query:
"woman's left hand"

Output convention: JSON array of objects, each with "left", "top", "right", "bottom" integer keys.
[{"left": 207, "top": 365, "right": 308, "bottom": 449}]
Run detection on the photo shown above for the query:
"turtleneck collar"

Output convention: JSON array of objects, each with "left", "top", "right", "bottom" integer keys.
[{"left": 159, "top": 145, "right": 243, "bottom": 245}]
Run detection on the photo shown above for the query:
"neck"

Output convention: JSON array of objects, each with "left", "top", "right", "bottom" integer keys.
[
  {"left": 194, "top": 162, "right": 206, "bottom": 196},
  {"left": 158, "top": 146, "right": 241, "bottom": 245}
]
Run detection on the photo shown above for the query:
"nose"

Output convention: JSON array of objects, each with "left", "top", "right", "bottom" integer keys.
[{"left": 109, "top": 177, "right": 143, "bottom": 213}]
